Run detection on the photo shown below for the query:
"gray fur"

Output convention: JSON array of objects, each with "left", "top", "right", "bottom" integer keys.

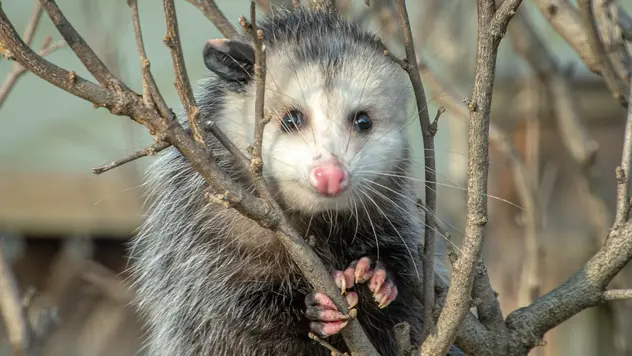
[{"left": 128, "top": 7, "right": 461, "bottom": 356}]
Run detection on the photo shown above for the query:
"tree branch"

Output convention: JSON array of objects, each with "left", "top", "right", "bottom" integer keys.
[
  {"left": 505, "top": 219, "right": 632, "bottom": 352},
  {"left": 530, "top": 0, "right": 600, "bottom": 73},
  {"left": 39, "top": 0, "right": 128, "bottom": 91},
  {"left": 92, "top": 140, "right": 170, "bottom": 175},
  {"left": 184, "top": 0, "right": 239, "bottom": 38},
  {"left": 0, "top": 244, "right": 30, "bottom": 354},
  {"left": 0, "top": 37, "right": 65, "bottom": 109},
  {"left": 617, "top": 5, "right": 632, "bottom": 41},
  {"left": 392, "top": 0, "right": 437, "bottom": 340},
  {"left": 503, "top": 60, "right": 632, "bottom": 355},
  {"left": 603, "top": 289, "right": 632, "bottom": 301},
  {"left": 162, "top": 0, "right": 204, "bottom": 145},
  {"left": 0, "top": 1, "right": 65, "bottom": 110},
  {"left": 128, "top": 0, "right": 171, "bottom": 118},
  {"left": 615, "top": 83, "right": 632, "bottom": 226},
  {"left": 577, "top": 0, "right": 629, "bottom": 106},
  {"left": 419, "top": 1, "right": 523, "bottom": 354},
  {"left": 509, "top": 6, "right": 599, "bottom": 169},
  {"left": 240, "top": 2, "right": 275, "bottom": 203}
]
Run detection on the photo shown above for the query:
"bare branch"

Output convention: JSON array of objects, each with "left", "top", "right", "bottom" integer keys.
[
  {"left": 162, "top": 0, "right": 204, "bottom": 145},
  {"left": 23, "top": 1, "right": 44, "bottom": 47},
  {"left": 92, "top": 140, "right": 170, "bottom": 175},
  {"left": 128, "top": 0, "right": 170, "bottom": 117},
  {"left": 498, "top": 69, "right": 632, "bottom": 347},
  {"left": 39, "top": 0, "right": 128, "bottom": 90},
  {"left": 509, "top": 7, "right": 599, "bottom": 168},
  {"left": 92, "top": 120, "right": 250, "bottom": 175},
  {"left": 420, "top": 1, "right": 522, "bottom": 354},
  {"left": 603, "top": 289, "right": 632, "bottom": 301},
  {"left": 393, "top": 322, "right": 411, "bottom": 354},
  {"left": 577, "top": 0, "right": 629, "bottom": 106},
  {"left": 0, "top": 38, "right": 65, "bottom": 109},
  {"left": 530, "top": 0, "right": 599, "bottom": 73},
  {"left": 0, "top": 244, "right": 30, "bottom": 354},
  {"left": 618, "top": 5, "right": 632, "bottom": 41},
  {"left": 432, "top": 255, "right": 501, "bottom": 356},
  {"left": 241, "top": 2, "right": 274, "bottom": 203},
  {"left": 594, "top": 0, "right": 632, "bottom": 87},
  {"left": 391, "top": 0, "right": 437, "bottom": 340},
  {"left": 184, "top": 0, "right": 239, "bottom": 38},
  {"left": 308, "top": 332, "right": 348, "bottom": 356},
  {"left": 614, "top": 84, "right": 632, "bottom": 226},
  {"left": 0, "top": 9, "right": 123, "bottom": 111},
  {"left": 505, "top": 220, "right": 632, "bottom": 352}
]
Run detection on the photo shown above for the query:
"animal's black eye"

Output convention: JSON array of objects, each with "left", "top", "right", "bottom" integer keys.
[
  {"left": 281, "top": 110, "right": 304, "bottom": 133},
  {"left": 352, "top": 112, "right": 372, "bottom": 133}
]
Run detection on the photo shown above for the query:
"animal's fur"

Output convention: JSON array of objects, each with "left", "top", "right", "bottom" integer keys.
[{"left": 129, "top": 7, "right": 460, "bottom": 356}]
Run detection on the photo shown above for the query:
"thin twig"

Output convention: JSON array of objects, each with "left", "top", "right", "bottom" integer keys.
[
  {"left": 23, "top": 1, "right": 44, "bottom": 47},
  {"left": 509, "top": 8, "right": 599, "bottom": 169},
  {"left": 162, "top": 0, "right": 205, "bottom": 145},
  {"left": 92, "top": 120, "right": 250, "bottom": 175},
  {"left": 505, "top": 219, "right": 632, "bottom": 352},
  {"left": 242, "top": 2, "right": 274, "bottom": 203},
  {"left": 184, "top": 0, "right": 239, "bottom": 38},
  {"left": 615, "top": 83, "right": 632, "bottom": 226},
  {"left": 530, "top": 0, "right": 599, "bottom": 73},
  {"left": 393, "top": 322, "right": 411, "bottom": 355},
  {"left": 420, "top": 1, "right": 523, "bottom": 354},
  {"left": 392, "top": 0, "right": 437, "bottom": 340},
  {"left": 39, "top": 0, "right": 128, "bottom": 91},
  {"left": 128, "top": 0, "right": 168, "bottom": 115},
  {"left": 577, "top": 0, "right": 629, "bottom": 106},
  {"left": 0, "top": 244, "right": 30, "bottom": 354},
  {"left": 308, "top": 332, "right": 349, "bottom": 356},
  {"left": 603, "top": 289, "right": 632, "bottom": 301},
  {"left": 0, "top": 39, "right": 65, "bottom": 109},
  {"left": 618, "top": 6, "right": 632, "bottom": 41},
  {"left": 515, "top": 77, "right": 544, "bottom": 310},
  {"left": 593, "top": 0, "right": 632, "bottom": 88},
  {"left": 0, "top": 0, "right": 63, "bottom": 109},
  {"left": 92, "top": 141, "right": 170, "bottom": 175},
  {"left": 502, "top": 67, "right": 632, "bottom": 353}
]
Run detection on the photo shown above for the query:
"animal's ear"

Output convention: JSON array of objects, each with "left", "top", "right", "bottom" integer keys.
[{"left": 203, "top": 39, "right": 255, "bottom": 83}]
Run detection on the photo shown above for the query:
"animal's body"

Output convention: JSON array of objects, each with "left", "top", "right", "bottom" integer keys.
[{"left": 129, "top": 6, "right": 460, "bottom": 356}]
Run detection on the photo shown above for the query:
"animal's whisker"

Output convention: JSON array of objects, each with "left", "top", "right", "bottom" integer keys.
[{"left": 358, "top": 170, "right": 524, "bottom": 211}]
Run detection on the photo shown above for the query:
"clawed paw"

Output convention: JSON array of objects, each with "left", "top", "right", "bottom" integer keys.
[
  {"left": 331, "top": 257, "right": 398, "bottom": 309},
  {"left": 304, "top": 291, "right": 358, "bottom": 337}
]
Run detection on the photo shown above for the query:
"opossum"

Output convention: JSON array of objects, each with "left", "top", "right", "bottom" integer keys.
[{"left": 129, "top": 6, "right": 461, "bottom": 356}]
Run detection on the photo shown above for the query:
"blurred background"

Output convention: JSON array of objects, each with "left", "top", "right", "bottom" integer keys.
[{"left": 1, "top": 0, "right": 632, "bottom": 355}]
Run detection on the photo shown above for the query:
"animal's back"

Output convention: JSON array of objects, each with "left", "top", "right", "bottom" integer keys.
[{"left": 128, "top": 6, "right": 458, "bottom": 356}]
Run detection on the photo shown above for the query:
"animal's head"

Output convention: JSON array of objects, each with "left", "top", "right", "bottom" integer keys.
[{"left": 202, "top": 9, "right": 414, "bottom": 214}]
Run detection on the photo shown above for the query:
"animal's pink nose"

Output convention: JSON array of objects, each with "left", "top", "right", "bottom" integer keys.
[{"left": 308, "top": 163, "right": 349, "bottom": 196}]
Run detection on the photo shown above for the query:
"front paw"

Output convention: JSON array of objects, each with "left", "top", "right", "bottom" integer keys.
[
  {"left": 304, "top": 291, "right": 358, "bottom": 337},
  {"left": 331, "top": 257, "right": 398, "bottom": 309}
]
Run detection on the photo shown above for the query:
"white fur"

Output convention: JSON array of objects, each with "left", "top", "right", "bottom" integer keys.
[{"left": 216, "top": 44, "right": 412, "bottom": 214}]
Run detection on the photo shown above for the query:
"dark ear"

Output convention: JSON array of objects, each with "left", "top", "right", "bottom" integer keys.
[{"left": 203, "top": 39, "right": 255, "bottom": 83}]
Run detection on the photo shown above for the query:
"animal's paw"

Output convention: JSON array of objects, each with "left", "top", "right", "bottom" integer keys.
[
  {"left": 331, "top": 257, "right": 398, "bottom": 309},
  {"left": 304, "top": 291, "right": 358, "bottom": 337}
]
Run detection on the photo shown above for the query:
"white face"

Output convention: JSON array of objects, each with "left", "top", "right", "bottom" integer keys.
[{"left": 220, "top": 47, "right": 413, "bottom": 214}]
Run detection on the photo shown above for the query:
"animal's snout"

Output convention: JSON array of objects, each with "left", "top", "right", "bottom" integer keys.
[{"left": 308, "top": 162, "right": 349, "bottom": 197}]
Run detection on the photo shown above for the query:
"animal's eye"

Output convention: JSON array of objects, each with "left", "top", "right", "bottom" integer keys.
[
  {"left": 281, "top": 110, "right": 304, "bottom": 133},
  {"left": 352, "top": 112, "right": 372, "bottom": 133}
]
